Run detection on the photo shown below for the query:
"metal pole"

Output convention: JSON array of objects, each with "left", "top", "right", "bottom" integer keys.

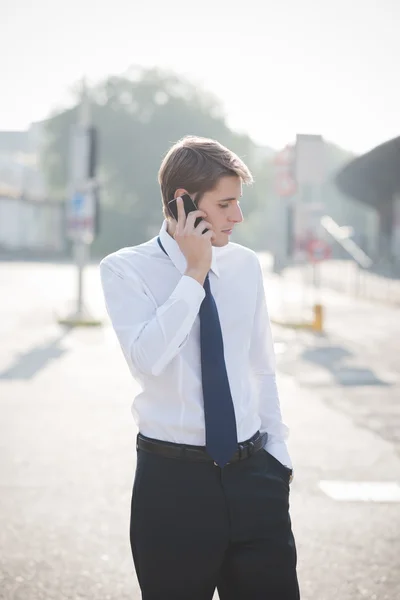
[
  {"left": 76, "top": 80, "right": 89, "bottom": 318},
  {"left": 75, "top": 240, "right": 86, "bottom": 315}
]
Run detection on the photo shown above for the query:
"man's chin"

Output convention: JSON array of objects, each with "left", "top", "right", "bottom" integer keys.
[{"left": 212, "top": 237, "right": 229, "bottom": 248}]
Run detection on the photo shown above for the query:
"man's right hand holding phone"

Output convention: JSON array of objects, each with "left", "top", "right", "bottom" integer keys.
[{"left": 173, "top": 196, "right": 215, "bottom": 286}]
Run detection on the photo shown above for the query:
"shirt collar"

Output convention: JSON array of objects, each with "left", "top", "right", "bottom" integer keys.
[{"left": 158, "top": 220, "right": 220, "bottom": 278}]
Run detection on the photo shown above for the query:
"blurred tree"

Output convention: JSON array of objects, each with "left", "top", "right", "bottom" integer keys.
[{"left": 41, "top": 66, "right": 272, "bottom": 257}]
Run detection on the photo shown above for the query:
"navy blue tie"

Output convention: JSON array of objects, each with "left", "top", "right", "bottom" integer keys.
[
  {"left": 200, "top": 274, "right": 238, "bottom": 466},
  {"left": 157, "top": 237, "right": 238, "bottom": 467}
]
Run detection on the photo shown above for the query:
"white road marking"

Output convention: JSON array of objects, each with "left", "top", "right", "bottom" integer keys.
[{"left": 319, "top": 480, "right": 400, "bottom": 502}]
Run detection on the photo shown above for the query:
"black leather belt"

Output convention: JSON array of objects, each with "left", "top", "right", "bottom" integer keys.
[{"left": 136, "top": 430, "right": 268, "bottom": 465}]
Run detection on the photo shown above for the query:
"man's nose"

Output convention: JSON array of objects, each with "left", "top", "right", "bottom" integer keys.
[{"left": 229, "top": 204, "right": 244, "bottom": 223}]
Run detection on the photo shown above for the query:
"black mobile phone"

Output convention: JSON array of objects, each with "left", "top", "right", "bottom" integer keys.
[{"left": 167, "top": 194, "right": 206, "bottom": 230}]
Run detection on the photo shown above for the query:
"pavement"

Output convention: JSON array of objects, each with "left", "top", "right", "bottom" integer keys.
[{"left": 0, "top": 259, "right": 399, "bottom": 600}]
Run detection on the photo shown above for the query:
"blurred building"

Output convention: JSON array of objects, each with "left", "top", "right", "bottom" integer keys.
[
  {"left": 321, "top": 143, "right": 380, "bottom": 259},
  {"left": 269, "top": 139, "right": 380, "bottom": 270},
  {"left": 0, "top": 123, "right": 47, "bottom": 198},
  {"left": 0, "top": 123, "right": 66, "bottom": 257},
  {"left": 335, "top": 136, "right": 400, "bottom": 263}
]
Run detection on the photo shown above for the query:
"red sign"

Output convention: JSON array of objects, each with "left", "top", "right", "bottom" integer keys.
[{"left": 307, "top": 239, "right": 331, "bottom": 262}]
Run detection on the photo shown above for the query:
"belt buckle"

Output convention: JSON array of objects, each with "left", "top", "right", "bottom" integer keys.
[
  {"left": 248, "top": 441, "right": 254, "bottom": 458},
  {"left": 238, "top": 444, "right": 245, "bottom": 460},
  {"left": 239, "top": 440, "right": 254, "bottom": 461}
]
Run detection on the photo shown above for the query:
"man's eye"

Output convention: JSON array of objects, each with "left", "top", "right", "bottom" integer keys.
[{"left": 219, "top": 203, "right": 229, "bottom": 209}]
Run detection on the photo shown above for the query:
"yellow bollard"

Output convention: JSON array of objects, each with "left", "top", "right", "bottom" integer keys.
[{"left": 312, "top": 303, "right": 324, "bottom": 332}]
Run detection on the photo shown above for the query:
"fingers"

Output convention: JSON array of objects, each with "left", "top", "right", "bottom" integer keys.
[
  {"left": 184, "top": 209, "right": 207, "bottom": 230},
  {"left": 195, "top": 220, "right": 213, "bottom": 235},
  {"left": 175, "top": 197, "right": 207, "bottom": 233},
  {"left": 176, "top": 197, "right": 185, "bottom": 228},
  {"left": 203, "top": 229, "right": 216, "bottom": 242}
]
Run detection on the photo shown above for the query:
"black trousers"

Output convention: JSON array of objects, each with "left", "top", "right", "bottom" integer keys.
[{"left": 130, "top": 440, "right": 300, "bottom": 600}]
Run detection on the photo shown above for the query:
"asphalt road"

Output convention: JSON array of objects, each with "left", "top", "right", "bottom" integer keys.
[{"left": 0, "top": 260, "right": 399, "bottom": 600}]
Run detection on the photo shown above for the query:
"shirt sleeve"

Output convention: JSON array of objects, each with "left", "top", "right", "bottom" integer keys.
[
  {"left": 100, "top": 260, "right": 205, "bottom": 377},
  {"left": 249, "top": 260, "right": 293, "bottom": 470}
]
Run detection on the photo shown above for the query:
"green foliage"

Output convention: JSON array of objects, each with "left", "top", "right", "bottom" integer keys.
[{"left": 41, "top": 67, "right": 274, "bottom": 258}]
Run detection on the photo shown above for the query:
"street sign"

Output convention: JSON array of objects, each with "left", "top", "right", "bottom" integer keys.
[
  {"left": 307, "top": 239, "right": 331, "bottom": 263},
  {"left": 66, "top": 186, "right": 96, "bottom": 243}
]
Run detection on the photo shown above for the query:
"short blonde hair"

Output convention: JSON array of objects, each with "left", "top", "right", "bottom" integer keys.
[{"left": 158, "top": 135, "right": 253, "bottom": 218}]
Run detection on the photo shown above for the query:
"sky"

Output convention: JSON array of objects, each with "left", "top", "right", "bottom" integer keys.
[{"left": 1, "top": 0, "right": 399, "bottom": 153}]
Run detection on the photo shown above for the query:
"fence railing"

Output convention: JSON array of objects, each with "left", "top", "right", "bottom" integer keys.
[{"left": 282, "top": 215, "right": 400, "bottom": 306}]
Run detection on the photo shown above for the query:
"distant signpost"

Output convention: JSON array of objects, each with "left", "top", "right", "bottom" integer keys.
[{"left": 58, "top": 82, "right": 101, "bottom": 327}]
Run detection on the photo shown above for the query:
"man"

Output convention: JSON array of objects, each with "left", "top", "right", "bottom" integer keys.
[{"left": 100, "top": 136, "right": 300, "bottom": 599}]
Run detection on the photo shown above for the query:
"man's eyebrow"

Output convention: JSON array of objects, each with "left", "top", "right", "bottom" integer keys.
[{"left": 217, "top": 197, "right": 240, "bottom": 202}]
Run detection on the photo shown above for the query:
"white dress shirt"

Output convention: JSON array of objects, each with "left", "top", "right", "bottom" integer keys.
[{"left": 100, "top": 220, "right": 292, "bottom": 469}]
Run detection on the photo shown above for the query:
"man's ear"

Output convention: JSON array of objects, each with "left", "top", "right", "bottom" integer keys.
[{"left": 174, "top": 188, "right": 189, "bottom": 199}]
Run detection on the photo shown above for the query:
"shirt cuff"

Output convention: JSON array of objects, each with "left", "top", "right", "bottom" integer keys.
[
  {"left": 264, "top": 439, "right": 293, "bottom": 470},
  {"left": 170, "top": 275, "right": 206, "bottom": 306}
]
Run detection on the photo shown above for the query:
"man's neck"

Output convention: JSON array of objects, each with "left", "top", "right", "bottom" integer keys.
[{"left": 166, "top": 220, "right": 176, "bottom": 238}]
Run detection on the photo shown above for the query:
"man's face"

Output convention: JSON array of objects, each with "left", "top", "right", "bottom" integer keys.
[{"left": 197, "top": 175, "right": 244, "bottom": 247}]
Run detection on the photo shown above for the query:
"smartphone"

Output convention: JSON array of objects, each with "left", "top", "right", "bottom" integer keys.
[{"left": 167, "top": 194, "right": 207, "bottom": 231}]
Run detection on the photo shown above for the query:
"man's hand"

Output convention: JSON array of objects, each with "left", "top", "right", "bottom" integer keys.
[{"left": 174, "top": 197, "right": 215, "bottom": 286}]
